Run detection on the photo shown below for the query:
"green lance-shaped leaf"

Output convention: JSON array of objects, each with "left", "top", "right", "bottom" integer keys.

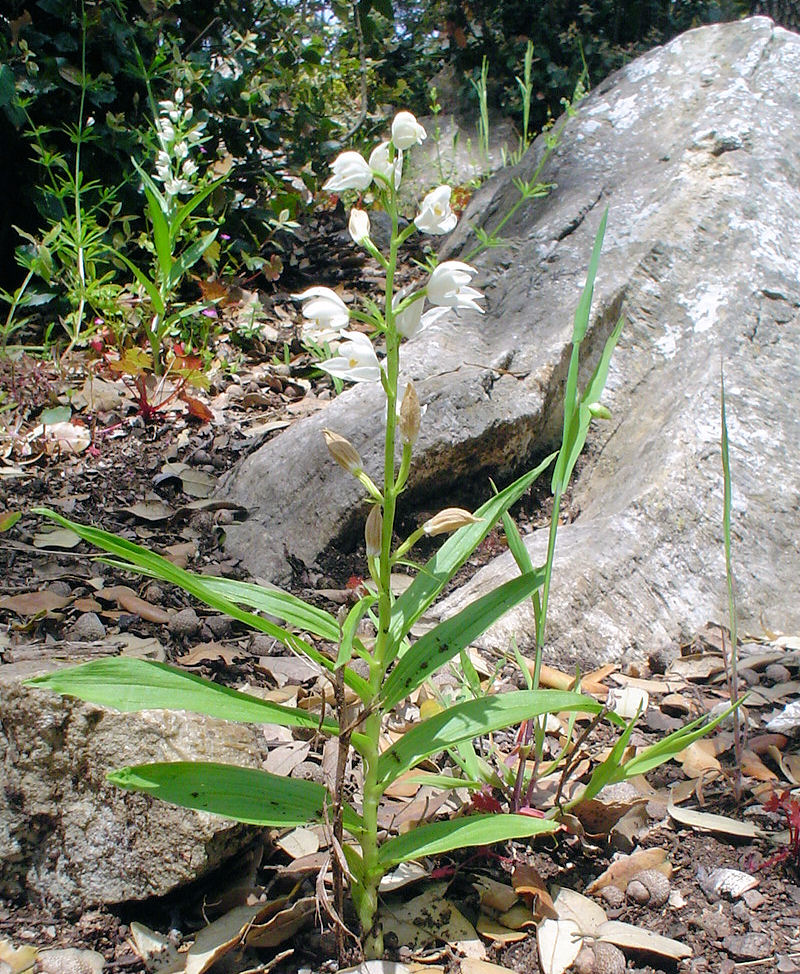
[
  {"left": 377, "top": 689, "right": 606, "bottom": 787},
  {"left": 381, "top": 569, "right": 547, "bottom": 712},
  {"left": 114, "top": 252, "right": 165, "bottom": 317},
  {"left": 191, "top": 577, "right": 340, "bottom": 642},
  {"left": 336, "top": 593, "right": 376, "bottom": 668},
  {"left": 386, "top": 454, "right": 556, "bottom": 662},
  {"left": 378, "top": 812, "right": 558, "bottom": 868},
  {"left": 169, "top": 229, "right": 218, "bottom": 290},
  {"left": 144, "top": 185, "right": 173, "bottom": 282},
  {"left": 26, "top": 658, "right": 339, "bottom": 734},
  {"left": 31, "top": 509, "right": 371, "bottom": 702},
  {"left": 108, "top": 761, "right": 363, "bottom": 833},
  {"left": 172, "top": 175, "right": 228, "bottom": 239},
  {"left": 551, "top": 209, "right": 611, "bottom": 493}
]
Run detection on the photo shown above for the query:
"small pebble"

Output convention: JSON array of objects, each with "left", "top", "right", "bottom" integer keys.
[
  {"left": 48, "top": 581, "right": 72, "bottom": 597},
  {"left": 626, "top": 868, "right": 670, "bottom": 907},
  {"left": 68, "top": 612, "right": 106, "bottom": 642},
  {"left": 601, "top": 885, "right": 626, "bottom": 909},
  {"left": 573, "top": 942, "right": 625, "bottom": 974},
  {"left": 722, "top": 932, "right": 773, "bottom": 960},
  {"left": 168, "top": 607, "right": 201, "bottom": 637},
  {"left": 37, "top": 949, "right": 104, "bottom": 974},
  {"left": 737, "top": 667, "right": 759, "bottom": 686},
  {"left": 765, "top": 663, "right": 791, "bottom": 683},
  {"left": 142, "top": 582, "right": 164, "bottom": 603},
  {"left": 743, "top": 889, "right": 765, "bottom": 910},
  {"left": 732, "top": 901, "right": 750, "bottom": 922},
  {"left": 204, "top": 615, "right": 233, "bottom": 639},
  {"left": 699, "top": 907, "right": 731, "bottom": 940},
  {"left": 290, "top": 761, "right": 324, "bottom": 783}
]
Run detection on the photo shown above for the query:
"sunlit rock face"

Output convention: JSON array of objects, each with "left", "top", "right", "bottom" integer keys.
[{"left": 221, "top": 18, "right": 800, "bottom": 667}]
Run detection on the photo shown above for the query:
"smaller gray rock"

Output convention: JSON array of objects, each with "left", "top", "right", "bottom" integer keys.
[
  {"left": 765, "top": 663, "right": 791, "bottom": 684},
  {"left": 723, "top": 932, "right": 773, "bottom": 960},
  {"left": 204, "top": 615, "right": 233, "bottom": 639},
  {"left": 48, "top": 581, "right": 73, "bottom": 598},
  {"left": 169, "top": 607, "right": 201, "bottom": 637},
  {"left": 69, "top": 613, "right": 106, "bottom": 642},
  {"left": 699, "top": 907, "right": 732, "bottom": 940},
  {"left": 38, "top": 950, "right": 104, "bottom": 974},
  {"left": 627, "top": 869, "right": 670, "bottom": 908},
  {"left": 600, "top": 885, "right": 625, "bottom": 909}
]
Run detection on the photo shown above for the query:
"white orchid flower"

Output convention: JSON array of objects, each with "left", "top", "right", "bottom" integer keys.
[
  {"left": 348, "top": 208, "right": 371, "bottom": 245},
  {"left": 427, "top": 261, "right": 485, "bottom": 312},
  {"left": 323, "top": 151, "right": 373, "bottom": 193},
  {"left": 414, "top": 185, "right": 458, "bottom": 235},
  {"left": 369, "top": 142, "right": 402, "bottom": 189},
  {"left": 391, "top": 111, "right": 427, "bottom": 150},
  {"left": 320, "top": 331, "right": 381, "bottom": 384},
  {"left": 392, "top": 290, "right": 450, "bottom": 339},
  {"left": 292, "top": 286, "right": 350, "bottom": 341}
]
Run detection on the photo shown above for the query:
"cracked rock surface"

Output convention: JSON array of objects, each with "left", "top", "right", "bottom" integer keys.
[{"left": 220, "top": 18, "right": 800, "bottom": 666}]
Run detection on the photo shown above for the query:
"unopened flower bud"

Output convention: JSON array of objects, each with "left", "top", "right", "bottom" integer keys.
[
  {"left": 398, "top": 382, "right": 420, "bottom": 444},
  {"left": 588, "top": 402, "right": 612, "bottom": 420},
  {"left": 422, "top": 508, "right": 482, "bottom": 537},
  {"left": 365, "top": 504, "right": 383, "bottom": 557},
  {"left": 323, "top": 428, "right": 362, "bottom": 474}
]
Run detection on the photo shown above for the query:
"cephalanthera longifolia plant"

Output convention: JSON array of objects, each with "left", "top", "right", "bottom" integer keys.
[{"left": 29, "top": 110, "right": 732, "bottom": 960}]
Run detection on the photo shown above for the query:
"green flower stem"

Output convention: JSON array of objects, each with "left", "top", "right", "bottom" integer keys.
[
  {"left": 395, "top": 441, "right": 413, "bottom": 493},
  {"left": 358, "top": 178, "right": 403, "bottom": 959},
  {"left": 392, "top": 524, "right": 424, "bottom": 565}
]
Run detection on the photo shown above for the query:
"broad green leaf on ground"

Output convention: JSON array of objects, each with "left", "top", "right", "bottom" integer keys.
[
  {"left": 386, "top": 455, "right": 556, "bottom": 660},
  {"left": 26, "top": 658, "right": 338, "bottom": 734},
  {"left": 377, "top": 690, "right": 604, "bottom": 786},
  {"left": 108, "top": 761, "right": 363, "bottom": 832},
  {"left": 381, "top": 570, "right": 547, "bottom": 711},
  {"left": 378, "top": 813, "right": 558, "bottom": 868}
]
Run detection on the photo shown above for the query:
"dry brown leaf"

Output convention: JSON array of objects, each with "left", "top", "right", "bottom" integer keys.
[
  {"left": 473, "top": 876, "right": 519, "bottom": 914},
  {"left": 275, "top": 827, "right": 319, "bottom": 860},
  {"left": 598, "top": 920, "right": 691, "bottom": 959},
  {"left": 121, "top": 500, "right": 176, "bottom": 522},
  {"left": 512, "top": 863, "right": 557, "bottom": 921},
  {"left": 740, "top": 749, "right": 779, "bottom": 782},
  {"left": 668, "top": 794, "right": 762, "bottom": 838},
  {"left": 586, "top": 848, "right": 670, "bottom": 894},
  {"left": 381, "top": 884, "right": 482, "bottom": 956},
  {"left": 162, "top": 541, "right": 197, "bottom": 567},
  {"left": 184, "top": 901, "right": 275, "bottom": 974},
  {"left": 0, "top": 590, "right": 71, "bottom": 616},
  {"left": 263, "top": 742, "right": 311, "bottom": 776},
  {"left": 474, "top": 916, "right": 528, "bottom": 944},
  {"left": 0, "top": 939, "right": 39, "bottom": 974},
  {"left": 668, "top": 656, "right": 725, "bottom": 681},
  {"left": 678, "top": 739, "right": 722, "bottom": 778},
  {"left": 460, "top": 960, "right": 519, "bottom": 974},
  {"left": 245, "top": 896, "right": 316, "bottom": 948},
  {"left": 573, "top": 796, "right": 647, "bottom": 836},
  {"left": 497, "top": 904, "right": 537, "bottom": 930},
  {"left": 98, "top": 585, "right": 171, "bottom": 624},
  {"left": 176, "top": 643, "right": 244, "bottom": 667}
]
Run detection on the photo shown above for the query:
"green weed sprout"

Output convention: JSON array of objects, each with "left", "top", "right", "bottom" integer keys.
[{"left": 29, "top": 110, "right": 731, "bottom": 961}]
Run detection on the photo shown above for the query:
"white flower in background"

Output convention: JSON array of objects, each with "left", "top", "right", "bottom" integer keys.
[
  {"left": 393, "top": 290, "right": 450, "bottom": 339},
  {"left": 348, "top": 208, "right": 371, "bottom": 245},
  {"left": 369, "top": 142, "right": 402, "bottom": 189},
  {"left": 320, "top": 331, "right": 381, "bottom": 383},
  {"left": 391, "top": 111, "right": 427, "bottom": 150},
  {"left": 427, "top": 261, "right": 485, "bottom": 312},
  {"left": 292, "top": 286, "right": 349, "bottom": 341},
  {"left": 152, "top": 91, "right": 206, "bottom": 199},
  {"left": 322, "top": 151, "right": 373, "bottom": 193},
  {"left": 414, "top": 185, "right": 458, "bottom": 235}
]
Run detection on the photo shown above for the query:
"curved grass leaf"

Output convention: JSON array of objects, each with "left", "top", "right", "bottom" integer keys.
[
  {"left": 31, "top": 509, "right": 371, "bottom": 702},
  {"left": 377, "top": 812, "right": 558, "bottom": 867},
  {"left": 194, "top": 577, "right": 339, "bottom": 642},
  {"left": 386, "top": 454, "right": 556, "bottom": 663},
  {"left": 26, "top": 658, "right": 338, "bottom": 734},
  {"left": 377, "top": 689, "right": 605, "bottom": 786},
  {"left": 381, "top": 569, "right": 547, "bottom": 711},
  {"left": 108, "top": 761, "right": 363, "bottom": 832}
]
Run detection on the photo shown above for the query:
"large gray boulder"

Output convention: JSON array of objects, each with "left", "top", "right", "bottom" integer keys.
[
  {"left": 220, "top": 18, "right": 800, "bottom": 666},
  {"left": 1, "top": 661, "right": 268, "bottom": 913}
]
